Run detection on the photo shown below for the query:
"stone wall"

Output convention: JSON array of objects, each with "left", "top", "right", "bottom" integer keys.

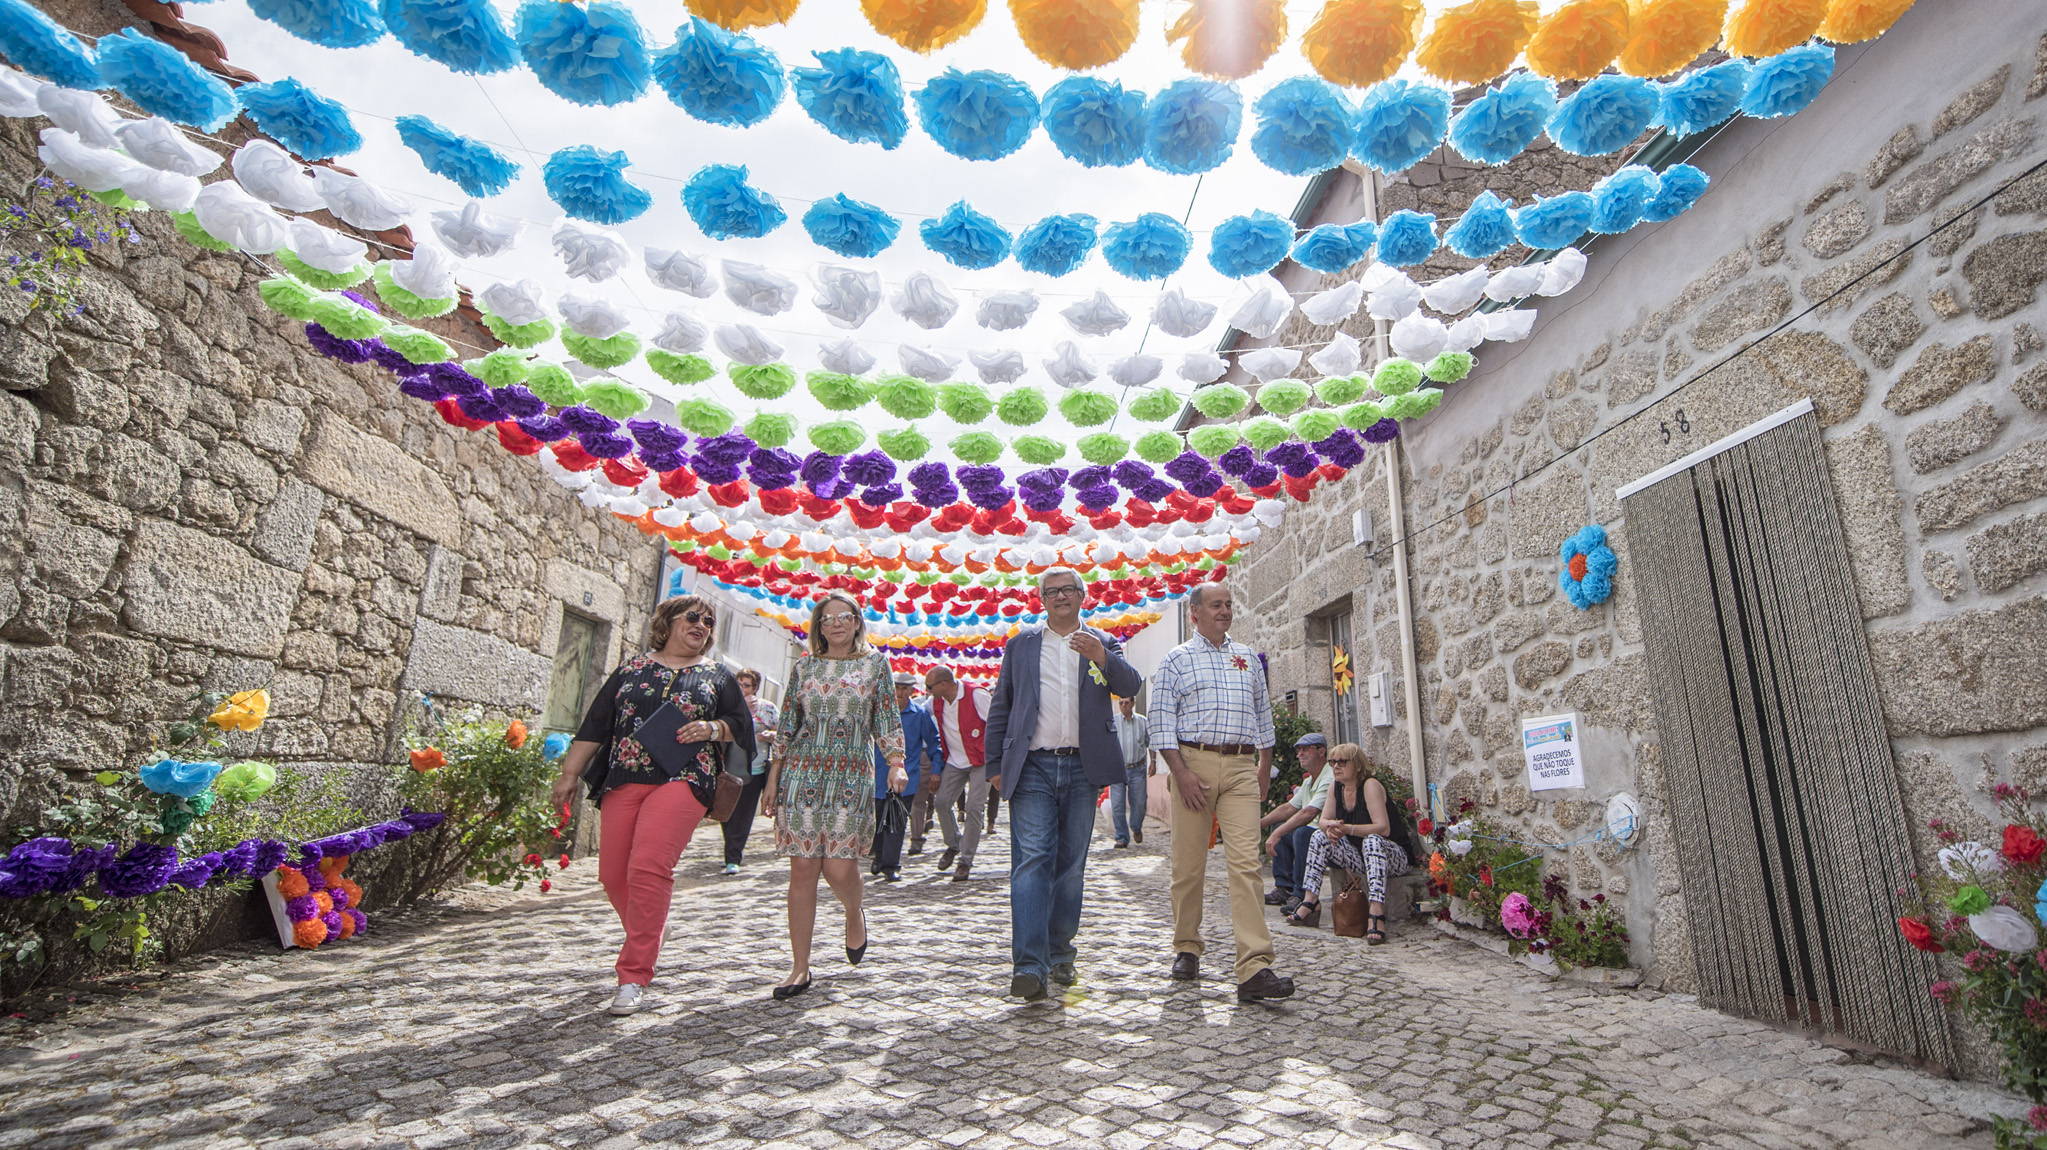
[{"left": 1234, "top": 0, "right": 2047, "bottom": 1019}]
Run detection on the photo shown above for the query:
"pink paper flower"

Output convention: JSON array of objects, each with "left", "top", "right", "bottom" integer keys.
[{"left": 1501, "top": 891, "right": 1537, "bottom": 939}]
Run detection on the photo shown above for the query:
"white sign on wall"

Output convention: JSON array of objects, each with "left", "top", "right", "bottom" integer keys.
[{"left": 1522, "top": 713, "right": 1586, "bottom": 792}]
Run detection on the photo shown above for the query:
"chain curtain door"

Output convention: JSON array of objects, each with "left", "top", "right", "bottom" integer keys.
[{"left": 1620, "top": 401, "right": 1953, "bottom": 1066}]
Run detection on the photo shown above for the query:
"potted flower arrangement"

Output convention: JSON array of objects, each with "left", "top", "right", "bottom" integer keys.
[{"left": 1422, "top": 799, "right": 1632, "bottom": 974}]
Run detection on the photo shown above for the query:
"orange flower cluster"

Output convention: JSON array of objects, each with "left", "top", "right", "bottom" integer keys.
[
  {"left": 505, "top": 720, "right": 529, "bottom": 749},
  {"left": 409, "top": 747, "right": 445, "bottom": 772}
]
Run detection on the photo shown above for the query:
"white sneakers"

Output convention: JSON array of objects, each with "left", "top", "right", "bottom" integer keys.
[{"left": 609, "top": 983, "right": 646, "bottom": 1016}]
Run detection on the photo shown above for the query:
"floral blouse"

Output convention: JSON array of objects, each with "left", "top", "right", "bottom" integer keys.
[{"left": 575, "top": 653, "right": 755, "bottom": 802}]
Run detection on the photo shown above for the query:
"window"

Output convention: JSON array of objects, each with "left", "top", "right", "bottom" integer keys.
[{"left": 542, "top": 610, "right": 605, "bottom": 736}]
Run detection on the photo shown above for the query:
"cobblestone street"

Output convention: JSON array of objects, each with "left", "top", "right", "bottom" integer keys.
[{"left": 0, "top": 822, "right": 2023, "bottom": 1150}]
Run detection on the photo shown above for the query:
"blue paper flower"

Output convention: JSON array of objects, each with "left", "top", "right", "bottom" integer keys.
[
  {"left": 1657, "top": 59, "right": 1747, "bottom": 138},
  {"left": 684, "top": 163, "right": 784, "bottom": 239},
  {"left": 543, "top": 145, "right": 651, "bottom": 223},
  {"left": 397, "top": 115, "right": 519, "bottom": 196},
  {"left": 653, "top": 17, "right": 784, "bottom": 128},
  {"left": 0, "top": 0, "right": 101, "bottom": 89},
  {"left": 1208, "top": 210, "right": 1293, "bottom": 279},
  {"left": 542, "top": 731, "right": 573, "bottom": 760},
  {"left": 1742, "top": 44, "right": 1833, "bottom": 120},
  {"left": 514, "top": 0, "right": 649, "bottom": 107},
  {"left": 1291, "top": 220, "right": 1375, "bottom": 274},
  {"left": 248, "top": 0, "right": 386, "bottom": 48},
  {"left": 1015, "top": 214, "right": 1098, "bottom": 277},
  {"left": 95, "top": 28, "right": 238, "bottom": 131},
  {"left": 803, "top": 193, "right": 899, "bottom": 258},
  {"left": 238, "top": 78, "right": 362, "bottom": 159},
  {"left": 1548, "top": 74, "right": 1659, "bottom": 156},
  {"left": 1444, "top": 190, "right": 1518, "bottom": 258},
  {"left": 140, "top": 758, "right": 225, "bottom": 798},
  {"left": 1590, "top": 165, "right": 1659, "bottom": 234},
  {"left": 916, "top": 69, "right": 1039, "bottom": 161},
  {"left": 792, "top": 47, "right": 906, "bottom": 149},
  {"left": 1250, "top": 76, "right": 1354, "bottom": 176},
  {"left": 920, "top": 201, "right": 1012, "bottom": 270},
  {"left": 1640, "top": 163, "right": 1709, "bottom": 223},
  {"left": 1448, "top": 71, "right": 1554, "bottom": 165},
  {"left": 1353, "top": 79, "right": 1450, "bottom": 173},
  {"left": 381, "top": 0, "right": 520, "bottom": 75},
  {"left": 1559, "top": 524, "right": 1618, "bottom": 609},
  {"left": 1514, "top": 191, "right": 1594, "bottom": 250},
  {"left": 1373, "top": 210, "right": 1437, "bottom": 267},
  {"left": 2035, "top": 878, "right": 2047, "bottom": 928},
  {"left": 1144, "top": 79, "right": 1242, "bottom": 175},
  {"left": 1101, "top": 213, "right": 1191, "bottom": 281},
  {"left": 1042, "top": 76, "right": 1146, "bottom": 168}
]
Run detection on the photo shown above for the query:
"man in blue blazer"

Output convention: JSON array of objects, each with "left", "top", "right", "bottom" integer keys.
[
  {"left": 873, "top": 673, "right": 943, "bottom": 881},
  {"left": 983, "top": 566, "right": 1142, "bottom": 1001}
]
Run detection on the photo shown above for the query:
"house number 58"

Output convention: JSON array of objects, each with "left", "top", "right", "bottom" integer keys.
[{"left": 1658, "top": 409, "right": 1693, "bottom": 445}]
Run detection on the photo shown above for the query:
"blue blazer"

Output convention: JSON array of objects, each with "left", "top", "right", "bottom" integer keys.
[
  {"left": 876, "top": 701, "right": 942, "bottom": 794},
  {"left": 983, "top": 625, "right": 1142, "bottom": 798}
]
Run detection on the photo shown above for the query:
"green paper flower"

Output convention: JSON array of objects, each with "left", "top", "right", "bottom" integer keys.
[
  {"left": 950, "top": 431, "right": 1003, "bottom": 465},
  {"left": 1340, "top": 401, "right": 1386, "bottom": 430},
  {"left": 482, "top": 312, "right": 557, "bottom": 349},
  {"left": 1240, "top": 417, "right": 1290, "bottom": 452},
  {"left": 1126, "top": 387, "right": 1181, "bottom": 422},
  {"left": 1255, "top": 378, "right": 1312, "bottom": 417},
  {"left": 468, "top": 349, "right": 531, "bottom": 388},
  {"left": 581, "top": 379, "right": 649, "bottom": 420},
  {"left": 278, "top": 250, "right": 370, "bottom": 290},
  {"left": 808, "top": 420, "right": 867, "bottom": 455},
  {"left": 90, "top": 188, "right": 140, "bottom": 210},
  {"left": 1076, "top": 432, "right": 1130, "bottom": 465},
  {"left": 808, "top": 370, "right": 871, "bottom": 411},
  {"left": 745, "top": 410, "right": 796, "bottom": 447},
  {"left": 996, "top": 386, "right": 1049, "bottom": 427},
  {"left": 1316, "top": 374, "right": 1369, "bottom": 406},
  {"left": 937, "top": 381, "right": 994, "bottom": 424},
  {"left": 369, "top": 261, "right": 455, "bottom": 318},
  {"left": 1293, "top": 410, "right": 1340, "bottom": 442},
  {"left": 876, "top": 375, "right": 938, "bottom": 421},
  {"left": 877, "top": 427, "right": 931, "bottom": 460},
  {"left": 646, "top": 350, "right": 714, "bottom": 386},
  {"left": 1188, "top": 424, "right": 1241, "bottom": 458},
  {"left": 1948, "top": 885, "right": 1992, "bottom": 917},
  {"left": 1425, "top": 351, "right": 1474, "bottom": 383},
  {"left": 1134, "top": 430, "right": 1182, "bottom": 463},
  {"left": 676, "top": 398, "right": 733, "bottom": 437},
  {"left": 1373, "top": 357, "right": 1424, "bottom": 396},
  {"left": 258, "top": 276, "right": 320, "bottom": 321},
  {"left": 173, "top": 211, "right": 234, "bottom": 252},
  {"left": 382, "top": 325, "right": 455, "bottom": 364},
  {"left": 306, "top": 295, "right": 388, "bottom": 341},
  {"left": 730, "top": 362, "right": 797, "bottom": 400},
  {"left": 1058, "top": 388, "right": 1118, "bottom": 427},
  {"left": 1190, "top": 383, "right": 1250, "bottom": 419},
  {"left": 562, "top": 330, "right": 642, "bottom": 370},
  {"left": 1013, "top": 435, "right": 1066, "bottom": 464},
  {"left": 526, "top": 361, "right": 581, "bottom": 407},
  {"left": 1385, "top": 390, "right": 1436, "bottom": 420}
]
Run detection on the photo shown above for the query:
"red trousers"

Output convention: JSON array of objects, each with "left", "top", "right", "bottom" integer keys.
[{"left": 598, "top": 781, "right": 706, "bottom": 985}]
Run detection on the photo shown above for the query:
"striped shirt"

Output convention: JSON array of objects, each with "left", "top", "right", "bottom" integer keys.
[{"left": 1148, "top": 634, "right": 1275, "bottom": 751}]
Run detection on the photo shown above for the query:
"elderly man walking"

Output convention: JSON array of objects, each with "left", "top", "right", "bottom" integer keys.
[
  {"left": 1108, "top": 696, "right": 1152, "bottom": 848},
  {"left": 984, "top": 567, "right": 1141, "bottom": 1001},
  {"left": 1151, "top": 583, "right": 1296, "bottom": 1003},
  {"left": 923, "top": 665, "right": 991, "bottom": 881}
]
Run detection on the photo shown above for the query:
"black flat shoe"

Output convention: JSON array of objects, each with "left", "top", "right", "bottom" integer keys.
[
  {"left": 847, "top": 911, "right": 869, "bottom": 965},
  {"left": 772, "top": 973, "right": 812, "bottom": 1000}
]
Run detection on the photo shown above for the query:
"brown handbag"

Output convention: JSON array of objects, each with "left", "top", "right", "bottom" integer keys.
[
  {"left": 1331, "top": 873, "right": 1367, "bottom": 938},
  {"left": 703, "top": 742, "right": 749, "bottom": 824}
]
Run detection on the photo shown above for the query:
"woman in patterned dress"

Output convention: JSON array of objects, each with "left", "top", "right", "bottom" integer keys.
[{"left": 763, "top": 591, "right": 905, "bottom": 997}]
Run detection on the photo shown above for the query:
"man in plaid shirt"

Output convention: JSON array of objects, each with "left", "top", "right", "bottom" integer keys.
[{"left": 1150, "top": 583, "right": 1295, "bottom": 1003}]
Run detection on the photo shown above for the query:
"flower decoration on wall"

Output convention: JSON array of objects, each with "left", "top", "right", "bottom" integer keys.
[
  {"left": 1558, "top": 524, "right": 1618, "bottom": 609},
  {"left": 1331, "top": 644, "right": 1354, "bottom": 696}
]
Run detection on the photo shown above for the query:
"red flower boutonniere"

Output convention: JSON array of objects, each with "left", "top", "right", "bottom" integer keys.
[{"left": 1229, "top": 655, "right": 1249, "bottom": 672}]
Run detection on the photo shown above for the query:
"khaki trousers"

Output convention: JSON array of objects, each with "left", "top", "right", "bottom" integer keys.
[{"left": 1167, "top": 746, "right": 1273, "bottom": 983}]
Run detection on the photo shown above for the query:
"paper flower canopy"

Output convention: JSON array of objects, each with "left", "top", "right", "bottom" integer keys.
[
  {"left": 1722, "top": 0, "right": 1827, "bottom": 59},
  {"left": 0, "top": 0, "right": 101, "bottom": 89},
  {"left": 1559, "top": 524, "right": 1618, "bottom": 608},
  {"left": 687, "top": 0, "right": 802, "bottom": 30},
  {"left": 249, "top": 0, "right": 387, "bottom": 49},
  {"left": 916, "top": 69, "right": 1039, "bottom": 160},
  {"left": 863, "top": 0, "right": 987, "bottom": 53},
  {"left": 1301, "top": 0, "right": 1423, "bottom": 88},
  {"left": 1415, "top": 0, "right": 1540, "bottom": 85},
  {"left": 238, "top": 78, "right": 361, "bottom": 160},
  {"left": 1618, "top": 0, "right": 1726, "bottom": 76},
  {"left": 397, "top": 115, "right": 520, "bottom": 197},
  {"left": 384, "top": 0, "right": 521, "bottom": 74},
  {"left": 514, "top": 0, "right": 650, "bottom": 107},
  {"left": 1041, "top": 76, "right": 1146, "bottom": 167},
  {"left": 654, "top": 17, "right": 786, "bottom": 128},
  {"left": 95, "top": 28, "right": 239, "bottom": 131},
  {"left": 1166, "top": 0, "right": 1287, "bottom": 80},
  {"left": 793, "top": 48, "right": 908, "bottom": 148},
  {"left": 1010, "top": 0, "right": 1139, "bottom": 71},
  {"left": 1523, "top": 0, "right": 1631, "bottom": 81}
]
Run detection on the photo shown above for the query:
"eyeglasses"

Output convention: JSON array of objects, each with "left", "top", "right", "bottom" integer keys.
[
  {"left": 820, "top": 613, "right": 858, "bottom": 625},
  {"left": 1041, "top": 585, "right": 1083, "bottom": 599},
  {"left": 680, "top": 610, "right": 715, "bottom": 626}
]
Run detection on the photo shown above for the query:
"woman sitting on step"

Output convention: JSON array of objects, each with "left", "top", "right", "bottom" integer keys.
[{"left": 1284, "top": 743, "right": 1414, "bottom": 944}]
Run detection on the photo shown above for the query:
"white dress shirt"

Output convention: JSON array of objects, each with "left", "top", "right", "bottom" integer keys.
[{"left": 1031, "top": 627, "right": 1081, "bottom": 750}]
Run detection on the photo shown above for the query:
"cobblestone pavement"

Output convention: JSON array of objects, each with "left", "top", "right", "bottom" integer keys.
[{"left": 0, "top": 818, "right": 2023, "bottom": 1150}]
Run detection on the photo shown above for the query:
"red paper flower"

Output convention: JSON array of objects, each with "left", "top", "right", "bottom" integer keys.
[
  {"left": 1418, "top": 818, "right": 1434, "bottom": 835},
  {"left": 523, "top": 853, "right": 542, "bottom": 867},
  {"left": 2002, "top": 824, "right": 2045, "bottom": 866},
  {"left": 540, "top": 879, "right": 552, "bottom": 893},
  {"left": 1479, "top": 865, "right": 1493, "bottom": 887},
  {"left": 1898, "top": 916, "right": 1944, "bottom": 953},
  {"left": 558, "top": 854, "right": 571, "bottom": 869}
]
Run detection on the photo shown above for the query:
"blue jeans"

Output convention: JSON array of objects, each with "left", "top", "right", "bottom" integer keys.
[
  {"left": 1008, "top": 750, "right": 1096, "bottom": 981},
  {"left": 1107, "top": 766, "right": 1148, "bottom": 844},
  {"left": 1271, "top": 824, "right": 1315, "bottom": 896}
]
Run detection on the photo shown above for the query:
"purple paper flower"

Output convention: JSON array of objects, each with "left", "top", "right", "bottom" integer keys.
[
  {"left": 374, "top": 819, "right": 415, "bottom": 841},
  {"left": 0, "top": 837, "right": 80, "bottom": 899},
  {"left": 1135, "top": 477, "right": 1178, "bottom": 503},
  {"left": 1266, "top": 442, "right": 1320, "bottom": 478},
  {"left": 1076, "top": 484, "right": 1118, "bottom": 511},
  {"left": 399, "top": 376, "right": 453, "bottom": 402},
  {"left": 696, "top": 432, "right": 756, "bottom": 466},
  {"left": 1018, "top": 468, "right": 1069, "bottom": 492},
  {"left": 579, "top": 431, "right": 635, "bottom": 459},
  {"left": 98, "top": 843, "right": 179, "bottom": 898},
  {"left": 1218, "top": 445, "right": 1258, "bottom": 477},
  {"left": 1019, "top": 486, "right": 1065, "bottom": 513},
  {"left": 347, "top": 909, "right": 368, "bottom": 935},
  {"left": 338, "top": 290, "right": 379, "bottom": 312},
  {"left": 251, "top": 840, "right": 290, "bottom": 874},
  {"left": 814, "top": 475, "right": 857, "bottom": 501},
  {"left": 320, "top": 910, "right": 344, "bottom": 938},
  {"left": 219, "top": 839, "right": 262, "bottom": 878},
  {"left": 641, "top": 450, "right": 687, "bottom": 473},
  {"left": 1314, "top": 428, "right": 1365, "bottom": 469},
  {"left": 956, "top": 464, "right": 1006, "bottom": 491},
  {"left": 842, "top": 450, "right": 898, "bottom": 487},
  {"left": 749, "top": 467, "right": 798, "bottom": 492},
  {"left": 907, "top": 462, "right": 952, "bottom": 490},
  {"left": 167, "top": 852, "right": 223, "bottom": 891},
  {"left": 860, "top": 482, "right": 904, "bottom": 506},
  {"left": 750, "top": 446, "right": 801, "bottom": 474},
  {"left": 456, "top": 392, "right": 506, "bottom": 422},
  {"left": 1182, "top": 469, "right": 1225, "bottom": 497},
  {"left": 1111, "top": 461, "right": 1155, "bottom": 490},
  {"left": 370, "top": 343, "right": 418, "bottom": 374},
  {"left": 285, "top": 894, "right": 319, "bottom": 921},
  {"left": 425, "top": 362, "right": 487, "bottom": 397},
  {"left": 1163, "top": 451, "right": 1209, "bottom": 486},
  {"left": 328, "top": 885, "right": 351, "bottom": 910},
  {"left": 1071, "top": 465, "right": 1113, "bottom": 490},
  {"left": 305, "top": 323, "right": 373, "bottom": 363},
  {"left": 559, "top": 405, "right": 620, "bottom": 436},
  {"left": 303, "top": 864, "right": 328, "bottom": 892},
  {"left": 519, "top": 416, "right": 569, "bottom": 442},
  {"left": 628, "top": 418, "right": 688, "bottom": 454},
  {"left": 965, "top": 483, "right": 1014, "bottom": 511},
  {"left": 496, "top": 386, "right": 548, "bottom": 420},
  {"left": 693, "top": 457, "right": 744, "bottom": 485},
  {"left": 912, "top": 481, "right": 959, "bottom": 508},
  {"left": 798, "top": 450, "right": 842, "bottom": 488},
  {"left": 1361, "top": 417, "right": 1401, "bottom": 444}
]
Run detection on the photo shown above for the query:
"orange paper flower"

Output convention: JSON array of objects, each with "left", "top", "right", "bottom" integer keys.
[
  {"left": 320, "top": 854, "right": 350, "bottom": 875},
  {"left": 686, "top": 0, "right": 801, "bottom": 30},
  {"left": 275, "top": 865, "right": 309, "bottom": 899},
  {"left": 313, "top": 890, "right": 334, "bottom": 915},
  {"left": 1166, "top": 0, "right": 1288, "bottom": 80},
  {"left": 862, "top": 0, "right": 987, "bottom": 52},
  {"left": 293, "top": 918, "right": 328, "bottom": 949},
  {"left": 1428, "top": 851, "right": 1448, "bottom": 879},
  {"left": 1416, "top": 0, "right": 1539, "bottom": 84},
  {"left": 409, "top": 747, "right": 446, "bottom": 772},
  {"left": 505, "top": 720, "right": 529, "bottom": 749},
  {"left": 1525, "top": 0, "right": 1632, "bottom": 79},
  {"left": 336, "top": 878, "right": 364, "bottom": 908},
  {"left": 208, "top": 689, "right": 271, "bottom": 732},
  {"left": 335, "top": 911, "right": 358, "bottom": 940},
  {"left": 1815, "top": 0, "right": 1914, "bottom": 44},
  {"left": 1722, "top": 0, "right": 1827, "bottom": 57},
  {"left": 1010, "top": 0, "right": 1139, "bottom": 70},
  {"left": 1301, "top": 0, "right": 1424, "bottom": 88},
  {"left": 1618, "top": 0, "right": 1727, "bottom": 75}
]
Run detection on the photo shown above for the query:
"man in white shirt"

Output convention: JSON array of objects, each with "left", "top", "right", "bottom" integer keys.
[
  {"left": 1260, "top": 734, "right": 1331, "bottom": 911},
  {"left": 1108, "top": 696, "right": 1153, "bottom": 848},
  {"left": 924, "top": 665, "right": 990, "bottom": 881}
]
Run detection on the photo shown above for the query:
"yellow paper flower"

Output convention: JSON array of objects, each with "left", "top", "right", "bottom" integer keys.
[
  {"left": 1815, "top": 0, "right": 1915, "bottom": 44},
  {"left": 686, "top": 0, "right": 802, "bottom": 30},
  {"left": 1166, "top": 0, "right": 1288, "bottom": 80},
  {"left": 1415, "top": 0, "right": 1540, "bottom": 85},
  {"left": 1331, "top": 645, "right": 1354, "bottom": 695},
  {"left": 1722, "top": 0, "right": 1827, "bottom": 58},
  {"left": 1618, "top": 0, "right": 1727, "bottom": 75},
  {"left": 1010, "top": 0, "right": 1139, "bottom": 70},
  {"left": 1301, "top": 0, "right": 1424, "bottom": 88},
  {"left": 1525, "top": 0, "right": 1632, "bottom": 80},
  {"left": 862, "top": 0, "right": 988, "bottom": 53},
  {"left": 208, "top": 689, "right": 271, "bottom": 732}
]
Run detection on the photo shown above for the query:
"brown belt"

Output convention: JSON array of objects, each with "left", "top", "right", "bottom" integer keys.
[{"left": 1180, "top": 741, "right": 1258, "bottom": 756}]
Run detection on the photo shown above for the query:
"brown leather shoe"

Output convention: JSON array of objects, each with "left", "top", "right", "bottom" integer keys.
[
  {"left": 936, "top": 848, "right": 957, "bottom": 871},
  {"left": 952, "top": 861, "right": 971, "bottom": 882},
  {"left": 1236, "top": 968, "right": 1296, "bottom": 1003},
  {"left": 1132, "top": 829, "right": 1142, "bottom": 844},
  {"left": 1169, "top": 952, "right": 1199, "bottom": 980}
]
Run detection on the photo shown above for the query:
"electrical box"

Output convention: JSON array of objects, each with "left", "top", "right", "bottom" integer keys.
[
  {"left": 1367, "top": 671, "right": 1393, "bottom": 727},
  {"left": 1351, "top": 509, "right": 1375, "bottom": 548}
]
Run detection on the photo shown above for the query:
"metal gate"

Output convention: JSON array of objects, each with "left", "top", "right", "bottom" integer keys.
[{"left": 1620, "top": 400, "right": 1953, "bottom": 1065}]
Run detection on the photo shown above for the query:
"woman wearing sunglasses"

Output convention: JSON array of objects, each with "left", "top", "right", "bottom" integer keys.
[
  {"left": 552, "top": 595, "right": 755, "bottom": 1015},
  {"left": 763, "top": 591, "right": 906, "bottom": 998},
  {"left": 1284, "top": 742, "right": 1415, "bottom": 945}
]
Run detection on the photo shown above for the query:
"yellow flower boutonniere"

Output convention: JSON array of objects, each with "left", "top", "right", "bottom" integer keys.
[{"left": 1088, "top": 663, "right": 1107, "bottom": 687}]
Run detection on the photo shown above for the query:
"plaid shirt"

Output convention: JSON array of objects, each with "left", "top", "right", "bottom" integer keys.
[{"left": 1148, "top": 633, "right": 1274, "bottom": 751}]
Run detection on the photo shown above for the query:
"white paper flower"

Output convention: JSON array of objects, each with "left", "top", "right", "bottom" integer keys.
[
  {"left": 35, "top": 128, "right": 141, "bottom": 193},
  {"left": 477, "top": 279, "right": 550, "bottom": 326},
  {"left": 1447, "top": 838, "right": 1476, "bottom": 856},
  {"left": 38, "top": 86, "right": 120, "bottom": 148},
  {"left": 1179, "top": 351, "right": 1228, "bottom": 385},
  {"left": 1308, "top": 332, "right": 1361, "bottom": 377},
  {"left": 1240, "top": 347, "right": 1302, "bottom": 382},
  {"left": 715, "top": 324, "right": 783, "bottom": 365},
  {"left": 1969, "top": 905, "right": 2040, "bottom": 953},
  {"left": 1107, "top": 354, "right": 1162, "bottom": 387},
  {"left": 120, "top": 165, "right": 199, "bottom": 213},
  {"left": 646, "top": 248, "right": 716, "bottom": 297},
  {"left": 389, "top": 242, "right": 459, "bottom": 300},
  {"left": 899, "top": 344, "right": 961, "bottom": 382},
  {"left": 1484, "top": 309, "right": 1538, "bottom": 343},
  {"left": 723, "top": 259, "right": 798, "bottom": 316},
  {"left": 231, "top": 139, "right": 324, "bottom": 212},
  {"left": 1938, "top": 841, "right": 2003, "bottom": 881},
  {"left": 113, "top": 116, "right": 221, "bottom": 176},
  {"left": 1300, "top": 281, "right": 1363, "bottom": 326},
  {"left": 1538, "top": 247, "right": 1587, "bottom": 296},
  {"left": 312, "top": 167, "right": 414, "bottom": 232},
  {"left": 1229, "top": 283, "right": 1292, "bottom": 340},
  {"left": 1366, "top": 272, "right": 1423, "bottom": 321},
  {"left": 0, "top": 68, "right": 43, "bottom": 118},
  {"left": 1423, "top": 265, "right": 1489, "bottom": 314},
  {"left": 893, "top": 271, "right": 959, "bottom": 330},
  {"left": 287, "top": 217, "right": 367, "bottom": 274},
  {"left": 1060, "top": 291, "right": 1130, "bottom": 337},
  {"left": 558, "top": 291, "right": 631, "bottom": 339},
  {"left": 975, "top": 288, "right": 1037, "bottom": 331},
  {"left": 818, "top": 337, "right": 876, "bottom": 376},
  {"left": 431, "top": 200, "right": 522, "bottom": 258},
  {"left": 551, "top": 219, "right": 632, "bottom": 283},
  {"left": 1152, "top": 288, "right": 1217, "bottom": 338},
  {"left": 191, "top": 181, "right": 289, "bottom": 254},
  {"left": 654, "top": 311, "right": 709, "bottom": 354},
  {"left": 1390, "top": 313, "right": 1450, "bottom": 361},
  {"left": 1486, "top": 263, "right": 1547, "bottom": 302},
  {"left": 970, "top": 348, "right": 1026, "bottom": 384},
  {"left": 1444, "top": 315, "right": 1488, "bottom": 353},
  {"left": 1043, "top": 341, "right": 1098, "bottom": 386},
  {"left": 812, "top": 265, "right": 882, "bottom": 329}
]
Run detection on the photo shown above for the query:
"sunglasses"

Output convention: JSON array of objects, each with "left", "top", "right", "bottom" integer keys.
[
  {"left": 680, "top": 610, "right": 715, "bottom": 627},
  {"left": 820, "top": 612, "right": 859, "bottom": 625}
]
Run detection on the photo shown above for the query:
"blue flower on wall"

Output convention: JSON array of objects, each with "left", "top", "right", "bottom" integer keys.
[{"left": 1559, "top": 524, "right": 1618, "bottom": 609}]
